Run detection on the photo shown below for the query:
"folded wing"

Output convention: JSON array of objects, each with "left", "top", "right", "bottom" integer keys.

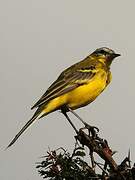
[{"left": 31, "top": 67, "right": 96, "bottom": 109}]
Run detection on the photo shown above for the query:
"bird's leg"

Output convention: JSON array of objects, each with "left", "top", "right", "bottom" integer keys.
[
  {"left": 61, "top": 107, "right": 78, "bottom": 134},
  {"left": 68, "top": 107, "right": 99, "bottom": 137},
  {"left": 68, "top": 107, "right": 87, "bottom": 125}
]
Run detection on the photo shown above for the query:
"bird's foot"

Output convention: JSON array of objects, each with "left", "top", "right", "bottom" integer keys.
[{"left": 82, "top": 122, "right": 99, "bottom": 138}]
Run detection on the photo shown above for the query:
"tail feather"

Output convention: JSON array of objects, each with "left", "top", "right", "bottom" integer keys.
[{"left": 6, "top": 109, "right": 44, "bottom": 149}]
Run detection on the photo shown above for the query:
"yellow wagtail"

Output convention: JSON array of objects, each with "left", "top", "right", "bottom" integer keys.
[{"left": 7, "top": 47, "right": 120, "bottom": 148}]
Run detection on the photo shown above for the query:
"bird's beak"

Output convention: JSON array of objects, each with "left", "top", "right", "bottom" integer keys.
[{"left": 112, "top": 53, "right": 121, "bottom": 58}]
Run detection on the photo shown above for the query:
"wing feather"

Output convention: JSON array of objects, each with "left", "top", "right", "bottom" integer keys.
[{"left": 31, "top": 68, "right": 96, "bottom": 109}]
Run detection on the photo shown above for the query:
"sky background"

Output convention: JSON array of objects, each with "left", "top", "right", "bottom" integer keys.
[{"left": 0, "top": 0, "right": 135, "bottom": 179}]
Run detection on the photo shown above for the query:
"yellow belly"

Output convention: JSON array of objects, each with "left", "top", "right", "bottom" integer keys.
[
  {"left": 67, "top": 73, "right": 107, "bottom": 109},
  {"left": 44, "top": 71, "right": 108, "bottom": 114}
]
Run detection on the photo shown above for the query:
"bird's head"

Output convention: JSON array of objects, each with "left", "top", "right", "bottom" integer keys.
[{"left": 92, "top": 47, "right": 121, "bottom": 66}]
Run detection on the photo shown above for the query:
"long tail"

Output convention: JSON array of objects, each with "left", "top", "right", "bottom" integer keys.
[{"left": 6, "top": 108, "right": 44, "bottom": 149}]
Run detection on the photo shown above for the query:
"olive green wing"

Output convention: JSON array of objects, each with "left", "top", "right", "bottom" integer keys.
[{"left": 31, "top": 66, "right": 97, "bottom": 109}]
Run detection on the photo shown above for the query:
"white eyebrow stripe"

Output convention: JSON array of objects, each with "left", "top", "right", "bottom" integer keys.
[{"left": 102, "top": 47, "right": 115, "bottom": 54}]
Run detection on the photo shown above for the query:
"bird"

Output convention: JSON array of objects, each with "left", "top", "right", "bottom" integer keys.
[{"left": 7, "top": 47, "right": 120, "bottom": 148}]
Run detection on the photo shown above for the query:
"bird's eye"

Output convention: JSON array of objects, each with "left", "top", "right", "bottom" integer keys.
[{"left": 98, "top": 50, "right": 106, "bottom": 55}]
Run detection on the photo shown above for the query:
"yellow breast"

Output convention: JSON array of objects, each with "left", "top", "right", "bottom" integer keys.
[{"left": 67, "top": 70, "right": 109, "bottom": 109}]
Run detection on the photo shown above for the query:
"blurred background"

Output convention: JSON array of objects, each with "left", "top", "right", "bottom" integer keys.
[{"left": 0, "top": 0, "right": 135, "bottom": 179}]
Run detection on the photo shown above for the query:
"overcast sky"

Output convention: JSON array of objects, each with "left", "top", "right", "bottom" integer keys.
[{"left": 0, "top": 0, "right": 135, "bottom": 179}]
